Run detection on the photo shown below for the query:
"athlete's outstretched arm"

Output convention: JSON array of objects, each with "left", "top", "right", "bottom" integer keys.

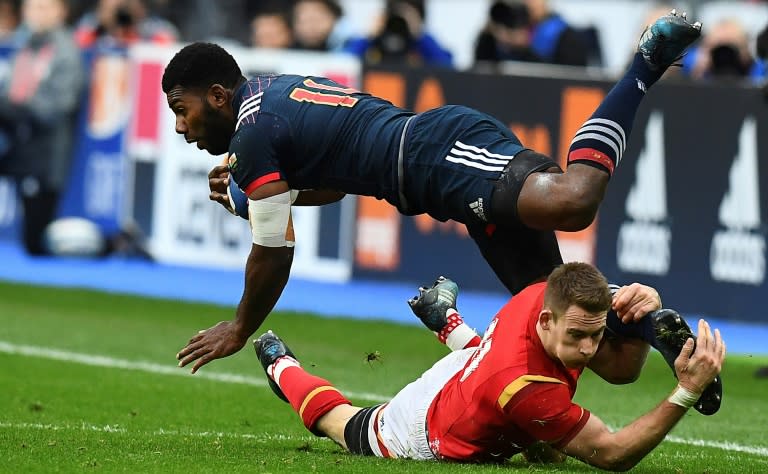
[
  {"left": 563, "top": 320, "right": 725, "bottom": 471},
  {"left": 177, "top": 180, "right": 294, "bottom": 373}
]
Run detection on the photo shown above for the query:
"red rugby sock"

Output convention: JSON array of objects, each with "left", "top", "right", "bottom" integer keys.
[{"left": 270, "top": 357, "right": 350, "bottom": 433}]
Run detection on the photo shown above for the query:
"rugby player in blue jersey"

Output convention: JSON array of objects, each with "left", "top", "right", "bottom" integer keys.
[{"left": 163, "top": 9, "right": 721, "bottom": 414}]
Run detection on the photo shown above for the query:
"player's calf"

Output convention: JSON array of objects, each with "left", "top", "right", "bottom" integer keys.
[{"left": 254, "top": 331, "right": 351, "bottom": 433}]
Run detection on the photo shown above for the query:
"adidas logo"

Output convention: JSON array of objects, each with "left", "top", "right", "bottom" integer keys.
[{"left": 469, "top": 198, "right": 487, "bottom": 222}]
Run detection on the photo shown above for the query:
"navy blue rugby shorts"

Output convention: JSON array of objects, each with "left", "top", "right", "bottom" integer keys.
[{"left": 400, "top": 105, "right": 527, "bottom": 225}]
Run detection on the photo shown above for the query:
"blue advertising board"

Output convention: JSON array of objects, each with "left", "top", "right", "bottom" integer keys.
[{"left": 58, "top": 47, "right": 131, "bottom": 237}]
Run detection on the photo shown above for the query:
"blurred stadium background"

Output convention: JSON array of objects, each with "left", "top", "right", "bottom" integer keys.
[{"left": 1, "top": 0, "right": 767, "bottom": 472}]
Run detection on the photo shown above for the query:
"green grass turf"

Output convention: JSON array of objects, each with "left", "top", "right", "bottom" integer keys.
[{"left": 1, "top": 281, "right": 767, "bottom": 473}]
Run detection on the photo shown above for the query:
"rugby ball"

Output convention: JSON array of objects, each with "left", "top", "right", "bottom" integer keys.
[{"left": 44, "top": 217, "right": 106, "bottom": 257}]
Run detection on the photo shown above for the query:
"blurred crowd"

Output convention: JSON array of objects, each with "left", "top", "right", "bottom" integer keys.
[
  {"left": 0, "top": 0, "right": 766, "bottom": 258},
  {"left": 0, "top": 0, "right": 762, "bottom": 74}
]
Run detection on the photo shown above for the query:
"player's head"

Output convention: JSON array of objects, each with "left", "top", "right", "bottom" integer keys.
[
  {"left": 162, "top": 42, "right": 244, "bottom": 156},
  {"left": 539, "top": 262, "right": 611, "bottom": 368},
  {"left": 23, "top": 0, "right": 68, "bottom": 33}
]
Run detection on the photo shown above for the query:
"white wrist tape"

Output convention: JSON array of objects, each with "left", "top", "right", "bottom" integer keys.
[
  {"left": 248, "top": 191, "right": 294, "bottom": 247},
  {"left": 668, "top": 385, "right": 700, "bottom": 409}
]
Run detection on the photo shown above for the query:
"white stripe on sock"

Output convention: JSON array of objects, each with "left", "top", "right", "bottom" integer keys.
[
  {"left": 576, "top": 124, "right": 626, "bottom": 152},
  {"left": 446, "top": 324, "right": 479, "bottom": 351},
  {"left": 583, "top": 118, "right": 626, "bottom": 149},
  {"left": 269, "top": 356, "right": 300, "bottom": 387},
  {"left": 570, "top": 133, "right": 621, "bottom": 163}
]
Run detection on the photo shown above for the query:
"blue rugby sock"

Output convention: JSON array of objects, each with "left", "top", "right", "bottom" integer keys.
[
  {"left": 606, "top": 309, "right": 657, "bottom": 346},
  {"left": 567, "top": 53, "right": 662, "bottom": 176}
]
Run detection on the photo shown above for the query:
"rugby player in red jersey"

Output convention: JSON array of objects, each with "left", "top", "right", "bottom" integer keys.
[{"left": 254, "top": 262, "right": 725, "bottom": 470}]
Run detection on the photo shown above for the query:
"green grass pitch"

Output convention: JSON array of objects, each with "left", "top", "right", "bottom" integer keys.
[{"left": 1, "top": 281, "right": 767, "bottom": 473}]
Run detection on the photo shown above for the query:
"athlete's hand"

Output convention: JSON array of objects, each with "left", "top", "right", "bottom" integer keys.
[
  {"left": 674, "top": 319, "right": 726, "bottom": 394},
  {"left": 208, "top": 159, "right": 233, "bottom": 212},
  {"left": 176, "top": 321, "right": 248, "bottom": 373},
  {"left": 611, "top": 283, "right": 662, "bottom": 323}
]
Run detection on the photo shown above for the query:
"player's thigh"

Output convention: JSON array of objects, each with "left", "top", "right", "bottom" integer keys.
[
  {"left": 404, "top": 106, "right": 525, "bottom": 223},
  {"left": 490, "top": 150, "right": 561, "bottom": 226},
  {"left": 468, "top": 223, "right": 562, "bottom": 295},
  {"left": 377, "top": 349, "right": 474, "bottom": 459}
]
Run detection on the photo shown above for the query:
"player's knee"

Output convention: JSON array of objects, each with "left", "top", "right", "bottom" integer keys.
[
  {"left": 555, "top": 193, "right": 600, "bottom": 231},
  {"left": 601, "top": 369, "right": 642, "bottom": 385},
  {"left": 553, "top": 165, "right": 609, "bottom": 230}
]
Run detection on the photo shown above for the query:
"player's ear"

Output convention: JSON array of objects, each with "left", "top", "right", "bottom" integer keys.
[
  {"left": 539, "top": 309, "right": 553, "bottom": 330},
  {"left": 208, "top": 84, "right": 229, "bottom": 108}
]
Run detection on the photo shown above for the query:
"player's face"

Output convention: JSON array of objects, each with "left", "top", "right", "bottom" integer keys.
[
  {"left": 23, "top": 0, "right": 66, "bottom": 33},
  {"left": 167, "top": 86, "right": 233, "bottom": 156},
  {"left": 547, "top": 305, "right": 606, "bottom": 369}
]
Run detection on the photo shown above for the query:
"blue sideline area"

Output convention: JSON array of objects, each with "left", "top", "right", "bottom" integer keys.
[{"left": 0, "top": 240, "right": 765, "bottom": 355}]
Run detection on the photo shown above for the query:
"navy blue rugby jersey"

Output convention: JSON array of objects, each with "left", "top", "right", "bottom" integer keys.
[{"left": 227, "top": 74, "right": 413, "bottom": 205}]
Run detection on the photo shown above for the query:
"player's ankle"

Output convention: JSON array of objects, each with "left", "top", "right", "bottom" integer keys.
[{"left": 437, "top": 310, "right": 479, "bottom": 351}]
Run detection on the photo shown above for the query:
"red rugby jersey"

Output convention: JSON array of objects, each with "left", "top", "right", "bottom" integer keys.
[{"left": 426, "top": 282, "right": 590, "bottom": 462}]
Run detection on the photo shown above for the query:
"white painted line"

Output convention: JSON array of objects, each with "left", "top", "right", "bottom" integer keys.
[
  {"left": 665, "top": 436, "right": 768, "bottom": 457},
  {"left": 2, "top": 341, "right": 767, "bottom": 458},
  {"left": 0, "top": 341, "right": 389, "bottom": 402},
  {"left": 0, "top": 421, "right": 315, "bottom": 442},
  {"left": 3, "top": 420, "right": 767, "bottom": 460}
]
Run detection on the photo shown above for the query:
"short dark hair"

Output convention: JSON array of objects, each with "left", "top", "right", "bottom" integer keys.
[
  {"left": 161, "top": 42, "right": 243, "bottom": 94},
  {"left": 544, "top": 262, "right": 612, "bottom": 319},
  {"left": 490, "top": 1, "right": 530, "bottom": 29},
  {"left": 757, "top": 24, "right": 768, "bottom": 60},
  {"left": 387, "top": 0, "right": 425, "bottom": 21},
  {"left": 295, "top": 0, "right": 343, "bottom": 19}
]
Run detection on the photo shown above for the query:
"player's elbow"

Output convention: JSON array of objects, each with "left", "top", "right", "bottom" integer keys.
[
  {"left": 603, "top": 459, "right": 638, "bottom": 472},
  {"left": 587, "top": 453, "right": 637, "bottom": 472},
  {"left": 589, "top": 447, "right": 640, "bottom": 472}
]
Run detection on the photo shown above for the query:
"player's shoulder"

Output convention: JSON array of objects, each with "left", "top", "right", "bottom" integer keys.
[{"left": 500, "top": 375, "right": 573, "bottom": 413}]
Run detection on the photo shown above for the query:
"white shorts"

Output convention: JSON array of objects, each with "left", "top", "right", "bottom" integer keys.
[{"left": 365, "top": 348, "right": 475, "bottom": 460}]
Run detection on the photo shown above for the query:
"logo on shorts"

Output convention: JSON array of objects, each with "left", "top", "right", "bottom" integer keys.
[
  {"left": 429, "top": 439, "right": 441, "bottom": 457},
  {"left": 228, "top": 153, "right": 238, "bottom": 170},
  {"left": 469, "top": 198, "right": 487, "bottom": 222}
]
